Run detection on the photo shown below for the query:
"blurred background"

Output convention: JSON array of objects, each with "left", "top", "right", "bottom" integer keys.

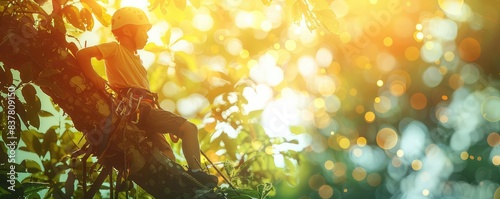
[{"left": 2, "top": 0, "right": 500, "bottom": 198}]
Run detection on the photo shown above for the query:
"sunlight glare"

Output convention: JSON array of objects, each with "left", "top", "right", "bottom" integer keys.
[{"left": 193, "top": 12, "right": 214, "bottom": 32}]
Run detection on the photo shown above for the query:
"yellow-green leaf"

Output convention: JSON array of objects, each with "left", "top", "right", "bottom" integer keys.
[
  {"left": 144, "top": 42, "right": 169, "bottom": 52},
  {"left": 313, "top": 9, "right": 340, "bottom": 34},
  {"left": 38, "top": 110, "right": 54, "bottom": 117},
  {"left": 81, "top": 0, "right": 101, "bottom": 17},
  {"left": 39, "top": 68, "right": 61, "bottom": 78},
  {"left": 291, "top": 0, "right": 303, "bottom": 25},
  {"left": 310, "top": 0, "right": 331, "bottom": 11},
  {"left": 62, "top": 5, "right": 85, "bottom": 31},
  {"left": 190, "top": 0, "right": 200, "bottom": 8},
  {"left": 81, "top": 0, "right": 111, "bottom": 27},
  {"left": 53, "top": 14, "right": 66, "bottom": 34},
  {"left": 80, "top": 8, "right": 94, "bottom": 31},
  {"left": 174, "top": 0, "right": 186, "bottom": 10},
  {"left": 149, "top": 0, "right": 163, "bottom": 11},
  {"left": 21, "top": 159, "right": 42, "bottom": 173},
  {"left": 41, "top": 127, "right": 57, "bottom": 157},
  {"left": 289, "top": 126, "right": 305, "bottom": 135},
  {"left": 20, "top": 129, "right": 43, "bottom": 156}
]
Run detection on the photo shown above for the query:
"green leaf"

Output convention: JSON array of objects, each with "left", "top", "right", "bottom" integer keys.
[
  {"left": 223, "top": 161, "right": 234, "bottom": 178},
  {"left": 0, "top": 141, "right": 7, "bottom": 159},
  {"left": 25, "top": 192, "right": 41, "bottom": 199},
  {"left": 14, "top": 96, "right": 30, "bottom": 128},
  {"left": 0, "top": 66, "right": 6, "bottom": 88},
  {"left": 206, "top": 84, "right": 234, "bottom": 103},
  {"left": 62, "top": 5, "right": 85, "bottom": 31},
  {"left": 226, "top": 194, "right": 255, "bottom": 199},
  {"left": 175, "top": 51, "right": 198, "bottom": 71},
  {"left": 0, "top": 162, "right": 26, "bottom": 173},
  {"left": 289, "top": 126, "right": 305, "bottom": 135},
  {"left": 22, "top": 182, "right": 48, "bottom": 196},
  {"left": 38, "top": 68, "right": 61, "bottom": 78},
  {"left": 29, "top": 98, "right": 41, "bottom": 129},
  {"left": 27, "top": 173, "right": 50, "bottom": 184},
  {"left": 52, "top": 14, "right": 66, "bottom": 34},
  {"left": 42, "top": 128, "right": 58, "bottom": 157},
  {"left": 64, "top": 171, "right": 75, "bottom": 197},
  {"left": 20, "top": 129, "right": 43, "bottom": 156},
  {"left": 38, "top": 110, "right": 54, "bottom": 117},
  {"left": 33, "top": 77, "right": 53, "bottom": 88},
  {"left": 1, "top": 67, "right": 13, "bottom": 89},
  {"left": 21, "top": 159, "right": 42, "bottom": 173},
  {"left": 222, "top": 188, "right": 259, "bottom": 198},
  {"left": 33, "top": 95, "right": 41, "bottom": 112},
  {"left": 257, "top": 182, "right": 273, "bottom": 199},
  {"left": 238, "top": 155, "right": 259, "bottom": 173},
  {"left": 284, "top": 157, "right": 296, "bottom": 174},
  {"left": 247, "top": 110, "right": 263, "bottom": 120},
  {"left": 19, "top": 62, "right": 33, "bottom": 83},
  {"left": 22, "top": 84, "right": 37, "bottom": 104}
]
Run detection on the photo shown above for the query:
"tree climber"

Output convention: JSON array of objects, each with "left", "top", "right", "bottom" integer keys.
[{"left": 75, "top": 6, "right": 218, "bottom": 188}]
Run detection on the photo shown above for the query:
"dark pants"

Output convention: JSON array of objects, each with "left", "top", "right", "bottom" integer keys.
[{"left": 137, "top": 104, "right": 187, "bottom": 137}]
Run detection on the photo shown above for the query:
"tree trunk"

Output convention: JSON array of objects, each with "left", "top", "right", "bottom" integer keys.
[{"left": 0, "top": 14, "right": 207, "bottom": 198}]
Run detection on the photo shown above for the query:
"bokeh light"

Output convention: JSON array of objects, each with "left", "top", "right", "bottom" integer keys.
[
  {"left": 459, "top": 37, "right": 481, "bottom": 62},
  {"left": 410, "top": 93, "right": 427, "bottom": 110},
  {"left": 481, "top": 96, "right": 500, "bottom": 122},
  {"left": 405, "top": 46, "right": 420, "bottom": 61},
  {"left": 318, "top": 185, "right": 334, "bottom": 199},
  {"left": 376, "top": 127, "right": 398, "bottom": 150}
]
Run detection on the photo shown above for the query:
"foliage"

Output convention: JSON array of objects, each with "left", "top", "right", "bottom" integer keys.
[{"left": 2, "top": 0, "right": 500, "bottom": 198}]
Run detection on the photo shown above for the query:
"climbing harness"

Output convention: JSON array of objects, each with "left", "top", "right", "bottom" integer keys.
[{"left": 115, "top": 87, "right": 159, "bottom": 123}]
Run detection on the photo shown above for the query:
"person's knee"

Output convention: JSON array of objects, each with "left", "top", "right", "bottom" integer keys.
[{"left": 179, "top": 121, "right": 198, "bottom": 137}]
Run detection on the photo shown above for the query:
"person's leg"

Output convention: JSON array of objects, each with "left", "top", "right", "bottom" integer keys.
[
  {"left": 139, "top": 106, "right": 201, "bottom": 169},
  {"left": 177, "top": 121, "right": 217, "bottom": 187},
  {"left": 178, "top": 121, "right": 202, "bottom": 170},
  {"left": 139, "top": 106, "right": 217, "bottom": 186}
]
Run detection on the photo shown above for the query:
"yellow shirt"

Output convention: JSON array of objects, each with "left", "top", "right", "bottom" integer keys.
[{"left": 96, "top": 42, "right": 149, "bottom": 90}]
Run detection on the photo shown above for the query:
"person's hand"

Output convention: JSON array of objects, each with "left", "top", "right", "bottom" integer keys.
[{"left": 169, "top": 134, "right": 179, "bottom": 143}]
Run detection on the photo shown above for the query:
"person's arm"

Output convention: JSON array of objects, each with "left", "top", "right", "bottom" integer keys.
[{"left": 76, "top": 46, "right": 106, "bottom": 90}]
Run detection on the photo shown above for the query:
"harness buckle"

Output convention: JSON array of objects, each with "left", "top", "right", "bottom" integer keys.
[{"left": 115, "top": 88, "right": 143, "bottom": 118}]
